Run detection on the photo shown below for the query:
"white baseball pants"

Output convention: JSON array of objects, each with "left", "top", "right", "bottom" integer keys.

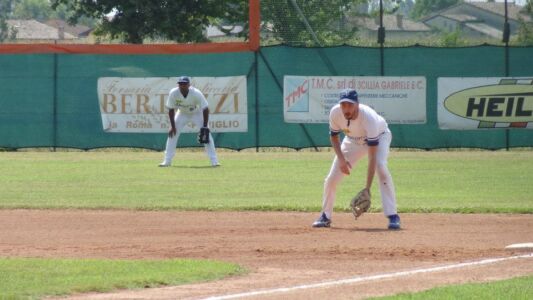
[
  {"left": 321, "top": 131, "right": 397, "bottom": 219},
  {"left": 162, "top": 112, "right": 218, "bottom": 165}
]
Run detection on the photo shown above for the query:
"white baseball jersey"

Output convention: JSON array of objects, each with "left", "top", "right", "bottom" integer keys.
[
  {"left": 329, "top": 103, "right": 388, "bottom": 146},
  {"left": 165, "top": 86, "right": 209, "bottom": 115},
  {"left": 321, "top": 103, "right": 397, "bottom": 220}
]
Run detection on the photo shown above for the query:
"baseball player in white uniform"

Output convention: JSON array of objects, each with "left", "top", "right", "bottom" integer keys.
[
  {"left": 159, "top": 76, "right": 219, "bottom": 167},
  {"left": 312, "top": 88, "right": 400, "bottom": 229}
]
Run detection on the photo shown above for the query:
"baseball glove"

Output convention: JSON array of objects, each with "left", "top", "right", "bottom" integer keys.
[
  {"left": 350, "top": 188, "right": 371, "bottom": 219},
  {"left": 198, "top": 127, "right": 210, "bottom": 144}
]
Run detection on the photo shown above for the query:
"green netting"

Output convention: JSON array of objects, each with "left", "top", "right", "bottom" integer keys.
[
  {"left": 256, "top": 45, "right": 533, "bottom": 149},
  {"left": 255, "top": 46, "right": 381, "bottom": 149},
  {"left": 0, "top": 55, "right": 55, "bottom": 147},
  {"left": 384, "top": 45, "right": 507, "bottom": 149},
  {"left": 1, "top": 45, "right": 533, "bottom": 150}
]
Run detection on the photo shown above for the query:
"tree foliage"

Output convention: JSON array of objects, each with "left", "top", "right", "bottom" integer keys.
[
  {"left": 0, "top": 0, "right": 12, "bottom": 42},
  {"left": 261, "top": 0, "right": 360, "bottom": 46},
  {"left": 12, "top": 0, "right": 54, "bottom": 21},
  {"left": 4, "top": 0, "right": 95, "bottom": 27},
  {"left": 50, "top": 0, "right": 248, "bottom": 44},
  {"left": 516, "top": 19, "right": 533, "bottom": 45},
  {"left": 439, "top": 28, "right": 469, "bottom": 46},
  {"left": 516, "top": 0, "right": 533, "bottom": 45},
  {"left": 526, "top": 0, "right": 533, "bottom": 14},
  {"left": 410, "top": 0, "right": 459, "bottom": 20}
]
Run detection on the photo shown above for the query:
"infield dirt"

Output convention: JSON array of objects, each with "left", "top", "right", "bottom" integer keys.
[{"left": 1, "top": 210, "right": 532, "bottom": 299}]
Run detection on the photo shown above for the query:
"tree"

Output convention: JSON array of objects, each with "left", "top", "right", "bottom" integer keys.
[
  {"left": 516, "top": 0, "right": 533, "bottom": 45},
  {"left": 261, "top": 0, "right": 359, "bottom": 46},
  {"left": 0, "top": 0, "right": 13, "bottom": 42},
  {"left": 210, "top": 1, "right": 248, "bottom": 39},
  {"left": 7, "top": 0, "right": 96, "bottom": 27},
  {"left": 526, "top": 0, "right": 532, "bottom": 13},
  {"left": 439, "top": 27, "right": 467, "bottom": 46},
  {"left": 12, "top": 0, "right": 54, "bottom": 21},
  {"left": 0, "top": 16, "right": 7, "bottom": 42},
  {"left": 50, "top": 0, "right": 248, "bottom": 44},
  {"left": 516, "top": 19, "right": 533, "bottom": 45},
  {"left": 410, "top": 0, "right": 459, "bottom": 20}
]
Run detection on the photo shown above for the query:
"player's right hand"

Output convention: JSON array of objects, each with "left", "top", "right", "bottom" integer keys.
[
  {"left": 339, "top": 159, "right": 352, "bottom": 175},
  {"left": 168, "top": 127, "right": 177, "bottom": 138}
]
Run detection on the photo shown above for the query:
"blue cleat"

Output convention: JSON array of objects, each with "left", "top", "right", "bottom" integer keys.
[
  {"left": 387, "top": 214, "right": 401, "bottom": 230},
  {"left": 312, "top": 213, "right": 331, "bottom": 228}
]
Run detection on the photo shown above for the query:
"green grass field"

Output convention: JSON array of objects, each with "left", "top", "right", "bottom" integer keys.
[
  {"left": 0, "top": 257, "right": 243, "bottom": 299},
  {"left": 0, "top": 151, "right": 531, "bottom": 213},
  {"left": 0, "top": 150, "right": 532, "bottom": 299},
  {"left": 373, "top": 274, "right": 533, "bottom": 300}
]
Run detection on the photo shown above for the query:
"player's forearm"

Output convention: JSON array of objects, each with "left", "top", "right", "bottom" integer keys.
[
  {"left": 202, "top": 108, "right": 209, "bottom": 127},
  {"left": 366, "top": 146, "right": 377, "bottom": 189},
  {"left": 330, "top": 135, "right": 344, "bottom": 162},
  {"left": 168, "top": 109, "right": 176, "bottom": 129}
]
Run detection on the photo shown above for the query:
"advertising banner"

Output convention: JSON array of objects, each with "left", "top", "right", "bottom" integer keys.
[
  {"left": 438, "top": 78, "right": 533, "bottom": 129},
  {"left": 283, "top": 76, "right": 426, "bottom": 124},
  {"left": 97, "top": 76, "right": 247, "bottom": 133}
]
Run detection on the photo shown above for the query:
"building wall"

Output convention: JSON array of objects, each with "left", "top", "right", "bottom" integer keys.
[{"left": 425, "top": 16, "right": 461, "bottom": 32}]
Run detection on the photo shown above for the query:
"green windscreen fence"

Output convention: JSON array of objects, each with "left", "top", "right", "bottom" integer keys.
[{"left": 1, "top": 45, "right": 532, "bottom": 150}]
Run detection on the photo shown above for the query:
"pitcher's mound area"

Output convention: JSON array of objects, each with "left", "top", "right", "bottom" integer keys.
[{"left": 1, "top": 210, "right": 532, "bottom": 299}]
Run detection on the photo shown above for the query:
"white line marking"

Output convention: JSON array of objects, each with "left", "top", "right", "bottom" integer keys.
[
  {"left": 505, "top": 243, "right": 533, "bottom": 250},
  {"left": 202, "top": 253, "right": 533, "bottom": 300}
]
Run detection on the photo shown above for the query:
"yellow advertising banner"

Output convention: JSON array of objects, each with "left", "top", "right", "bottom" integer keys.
[{"left": 438, "top": 78, "right": 533, "bottom": 129}]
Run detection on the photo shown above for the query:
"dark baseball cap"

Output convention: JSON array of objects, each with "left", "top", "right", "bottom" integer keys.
[
  {"left": 339, "top": 88, "right": 358, "bottom": 104},
  {"left": 177, "top": 76, "right": 190, "bottom": 84}
]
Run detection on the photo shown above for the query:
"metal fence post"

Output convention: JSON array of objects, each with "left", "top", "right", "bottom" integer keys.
[
  {"left": 53, "top": 53, "right": 58, "bottom": 152},
  {"left": 503, "top": 0, "right": 510, "bottom": 151}
]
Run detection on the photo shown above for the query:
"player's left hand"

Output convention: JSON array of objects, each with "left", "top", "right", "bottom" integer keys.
[
  {"left": 339, "top": 159, "right": 352, "bottom": 175},
  {"left": 168, "top": 127, "right": 177, "bottom": 138},
  {"left": 198, "top": 127, "right": 210, "bottom": 144},
  {"left": 350, "top": 188, "right": 371, "bottom": 219}
]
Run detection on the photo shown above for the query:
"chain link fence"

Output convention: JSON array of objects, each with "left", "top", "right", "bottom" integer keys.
[{"left": 260, "top": 0, "right": 533, "bottom": 47}]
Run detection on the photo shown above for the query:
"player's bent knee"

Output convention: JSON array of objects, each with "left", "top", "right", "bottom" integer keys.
[
  {"left": 377, "top": 162, "right": 389, "bottom": 173},
  {"left": 324, "top": 174, "right": 343, "bottom": 187},
  {"left": 377, "top": 164, "right": 391, "bottom": 180}
]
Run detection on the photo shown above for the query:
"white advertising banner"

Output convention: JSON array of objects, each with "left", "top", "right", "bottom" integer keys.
[
  {"left": 438, "top": 77, "right": 533, "bottom": 130},
  {"left": 283, "top": 76, "right": 426, "bottom": 124},
  {"left": 97, "top": 76, "right": 247, "bottom": 133}
]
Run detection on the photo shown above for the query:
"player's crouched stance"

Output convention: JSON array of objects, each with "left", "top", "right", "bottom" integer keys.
[
  {"left": 312, "top": 89, "right": 400, "bottom": 230},
  {"left": 159, "top": 76, "right": 220, "bottom": 168}
]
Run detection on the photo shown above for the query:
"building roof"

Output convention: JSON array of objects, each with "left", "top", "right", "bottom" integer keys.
[
  {"left": 441, "top": 14, "right": 479, "bottom": 22},
  {"left": 467, "top": 2, "right": 532, "bottom": 22},
  {"left": 7, "top": 19, "right": 77, "bottom": 40},
  {"left": 45, "top": 19, "right": 92, "bottom": 37},
  {"left": 423, "top": 2, "right": 532, "bottom": 23}
]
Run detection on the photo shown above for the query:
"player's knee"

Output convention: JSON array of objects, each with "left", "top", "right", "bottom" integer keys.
[
  {"left": 377, "top": 160, "right": 388, "bottom": 170},
  {"left": 325, "top": 173, "right": 343, "bottom": 187},
  {"left": 324, "top": 175, "right": 337, "bottom": 186},
  {"left": 376, "top": 163, "right": 390, "bottom": 179}
]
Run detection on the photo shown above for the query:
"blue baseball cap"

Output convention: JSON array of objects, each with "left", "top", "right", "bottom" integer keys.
[
  {"left": 339, "top": 88, "right": 358, "bottom": 104},
  {"left": 177, "top": 76, "right": 190, "bottom": 84}
]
